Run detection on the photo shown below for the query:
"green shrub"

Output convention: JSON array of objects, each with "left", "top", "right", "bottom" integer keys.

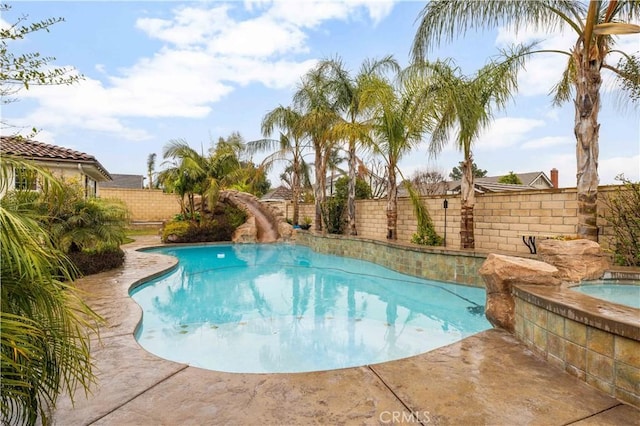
[
  {"left": 224, "top": 204, "right": 247, "bottom": 229},
  {"left": 161, "top": 221, "right": 192, "bottom": 242},
  {"left": 321, "top": 198, "right": 346, "bottom": 234},
  {"left": 411, "top": 227, "right": 444, "bottom": 246},
  {"left": 67, "top": 248, "right": 125, "bottom": 276},
  {"left": 406, "top": 183, "right": 443, "bottom": 247}
]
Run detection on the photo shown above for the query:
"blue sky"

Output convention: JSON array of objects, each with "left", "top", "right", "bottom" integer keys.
[{"left": 2, "top": 1, "right": 639, "bottom": 188}]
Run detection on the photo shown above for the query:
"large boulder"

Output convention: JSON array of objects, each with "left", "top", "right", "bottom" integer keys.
[
  {"left": 278, "top": 222, "right": 294, "bottom": 241},
  {"left": 479, "top": 254, "right": 560, "bottom": 332},
  {"left": 232, "top": 217, "right": 257, "bottom": 243},
  {"left": 537, "top": 239, "right": 610, "bottom": 283}
]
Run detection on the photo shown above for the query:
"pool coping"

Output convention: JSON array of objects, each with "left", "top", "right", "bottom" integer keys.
[{"left": 49, "top": 235, "right": 640, "bottom": 425}]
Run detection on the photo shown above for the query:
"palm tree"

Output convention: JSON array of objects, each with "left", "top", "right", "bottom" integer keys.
[
  {"left": 318, "top": 55, "right": 400, "bottom": 235},
  {"left": 408, "top": 48, "right": 530, "bottom": 248},
  {"left": 412, "top": 0, "right": 640, "bottom": 241},
  {"left": 366, "top": 68, "right": 435, "bottom": 240},
  {"left": 1, "top": 157, "right": 100, "bottom": 426},
  {"left": 146, "top": 153, "right": 156, "bottom": 189},
  {"left": 158, "top": 140, "right": 205, "bottom": 218},
  {"left": 247, "top": 106, "right": 308, "bottom": 225}
]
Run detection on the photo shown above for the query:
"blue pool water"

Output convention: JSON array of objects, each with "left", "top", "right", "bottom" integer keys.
[
  {"left": 131, "top": 244, "right": 490, "bottom": 373},
  {"left": 572, "top": 281, "right": 640, "bottom": 309}
]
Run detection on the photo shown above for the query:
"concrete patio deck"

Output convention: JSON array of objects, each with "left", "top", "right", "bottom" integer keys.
[{"left": 52, "top": 236, "right": 640, "bottom": 425}]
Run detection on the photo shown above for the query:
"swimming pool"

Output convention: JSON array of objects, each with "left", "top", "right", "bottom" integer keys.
[
  {"left": 571, "top": 280, "right": 640, "bottom": 309},
  {"left": 131, "top": 244, "right": 490, "bottom": 373}
]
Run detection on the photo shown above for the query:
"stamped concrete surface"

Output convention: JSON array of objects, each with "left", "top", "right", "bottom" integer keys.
[{"left": 52, "top": 236, "right": 640, "bottom": 425}]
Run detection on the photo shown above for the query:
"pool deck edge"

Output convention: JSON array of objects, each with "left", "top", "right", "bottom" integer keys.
[{"left": 51, "top": 236, "right": 640, "bottom": 426}]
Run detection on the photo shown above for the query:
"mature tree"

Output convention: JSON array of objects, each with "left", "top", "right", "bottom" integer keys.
[
  {"left": 318, "top": 55, "right": 400, "bottom": 235},
  {"left": 413, "top": 0, "right": 640, "bottom": 241},
  {"left": 1, "top": 158, "right": 100, "bottom": 426},
  {"left": 0, "top": 4, "right": 81, "bottom": 132},
  {"left": 247, "top": 106, "right": 308, "bottom": 225},
  {"left": 146, "top": 153, "right": 156, "bottom": 189},
  {"left": 411, "top": 168, "right": 448, "bottom": 195},
  {"left": 498, "top": 171, "right": 523, "bottom": 184},
  {"left": 449, "top": 161, "right": 487, "bottom": 181},
  {"left": 408, "top": 49, "right": 530, "bottom": 248},
  {"left": 366, "top": 67, "right": 435, "bottom": 240}
]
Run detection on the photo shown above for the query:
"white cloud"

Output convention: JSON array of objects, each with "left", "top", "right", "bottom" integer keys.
[
  {"left": 475, "top": 117, "right": 546, "bottom": 150},
  {"left": 521, "top": 136, "right": 573, "bottom": 150},
  {"left": 600, "top": 155, "right": 640, "bottom": 184},
  {"left": 207, "top": 17, "right": 308, "bottom": 57},
  {"left": 14, "top": 1, "right": 393, "bottom": 141},
  {"left": 136, "top": 6, "right": 232, "bottom": 47}
]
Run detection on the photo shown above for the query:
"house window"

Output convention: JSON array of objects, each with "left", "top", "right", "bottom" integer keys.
[
  {"left": 14, "top": 167, "right": 37, "bottom": 190},
  {"left": 85, "top": 176, "right": 97, "bottom": 198}
]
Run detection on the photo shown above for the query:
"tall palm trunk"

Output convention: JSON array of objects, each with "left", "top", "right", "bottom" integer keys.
[
  {"left": 347, "top": 137, "right": 357, "bottom": 235},
  {"left": 292, "top": 156, "right": 301, "bottom": 225},
  {"left": 313, "top": 141, "right": 325, "bottom": 231},
  {"left": 386, "top": 164, "right": 398, "bottom": 240},
  {"left": 574, "top": 49, "right": 602, "bottom": 242},
  {"left": 460, "top": 156, "right": 475, "bottom": 249}
]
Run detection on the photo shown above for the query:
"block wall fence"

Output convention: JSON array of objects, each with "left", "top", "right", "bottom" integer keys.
[
  {"left": 102, "top": 185, "right": 620, "bottom": 255},
  {"left": 273, "top": 185, "right": 620, "bottom": 255},
  {"left": 100, "top": 188, "right": 182, "bottom": 222}
]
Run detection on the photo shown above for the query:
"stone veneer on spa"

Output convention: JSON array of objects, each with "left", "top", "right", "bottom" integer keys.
[
  {"left": 296, "top": 232, "right": 640, "bottom": 409},
  {"left": 513, "top": 285, "right": 640, "bottom": 409}
]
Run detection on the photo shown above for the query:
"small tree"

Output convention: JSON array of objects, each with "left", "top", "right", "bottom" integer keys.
[
  {"left": 449, "top": 161, "right": 487, "bottom": 181},
  {"left": 146, "top": 153, "right": 156, "bottom": 189},
  {"left": 1, "top": 4, "right": 82, "bottom": 132},
  {"left": 498, "top": 171, "right": 523, "bottom": 185},
  {"left": 601, "top": 176, "right": 640, "bottom": 266}
]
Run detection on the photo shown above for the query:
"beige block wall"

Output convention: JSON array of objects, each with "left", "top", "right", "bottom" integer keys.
[
  {"left": 103, "top": 185, "right": 620, "bottom": 255},
  {"left": 281, "top": 186, "right": 619, "bottom": 255},
  {"left": 100, "top": 188, "right": 181, "bottom": 222}
]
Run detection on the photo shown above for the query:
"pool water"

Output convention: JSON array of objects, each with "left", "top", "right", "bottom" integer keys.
[
  {"left": 131, "top": 244, "right": 490, "bottom": 373},
  {"left": 572, "top": 281, "right": 640, "bottom": 309}
]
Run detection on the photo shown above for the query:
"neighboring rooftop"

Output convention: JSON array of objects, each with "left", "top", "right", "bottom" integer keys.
[
  {"left": 400, "top": 170, "right": 557, "bottom": 197},
  {"left": 0, "top": 136, "right": 112, "bottom": 180},
  {"left": 102, "top": 174, "right": 144, "bottom": 189},
  {"left": 261, "top": 185, "right": 293, "bottom": 201}
]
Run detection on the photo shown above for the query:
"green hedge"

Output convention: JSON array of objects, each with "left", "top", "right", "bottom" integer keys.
[{"left": 67, "top": 248, "right": 125, "bottom": 276}]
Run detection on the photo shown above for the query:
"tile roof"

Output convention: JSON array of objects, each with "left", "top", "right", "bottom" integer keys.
[
  {"left": 0, "top": 136, "right": 111, "bottom": 180},
  {"left": 101, "top": 174, "right": 144, "bottom": 189},
  {"left": 261, "top": 185, "right": 293, "bottom": 201}
]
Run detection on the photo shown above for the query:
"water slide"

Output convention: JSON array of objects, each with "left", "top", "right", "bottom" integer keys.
[{"left": 219, "top": 190, "right": 287, "bottom": 243}]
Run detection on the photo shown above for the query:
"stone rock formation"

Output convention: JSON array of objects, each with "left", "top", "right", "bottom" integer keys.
[
  {"left": 537, "top": 239, "right": 610, "bottom": 283},
  {"left": 479, "top": 254, "right": 561, "bottom": 332}
]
